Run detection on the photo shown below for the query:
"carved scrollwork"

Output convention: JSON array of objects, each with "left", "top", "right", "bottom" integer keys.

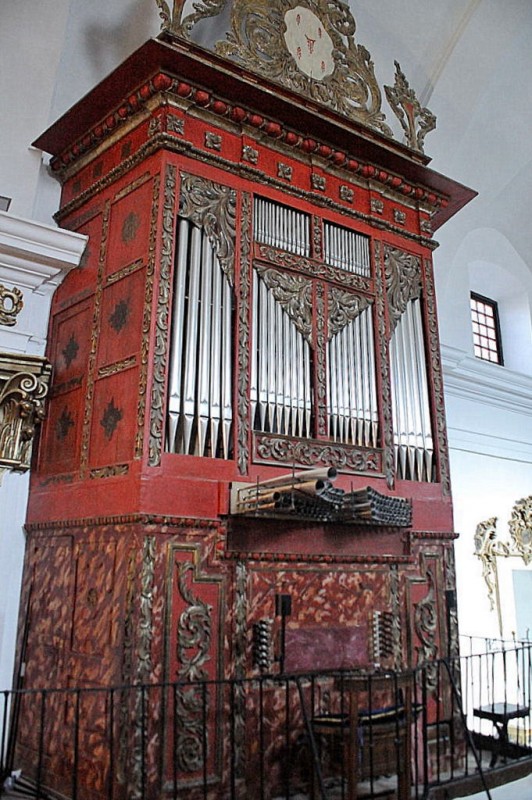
[
  {"left": 214, "top": 0, "right": 391, "bottom": 135},
  {"left": 384, "top": 61, "right": 436, "bottom": 153},
  {"left": 508, "top": 496, "right": 532, "bottom": 565},
  {"left": 384, "top": 246, "right": 422, "bottom": 333},
  {"left": 255, "top": 432, "right": 381, "bottom": 473},
  {"left": 179, "top": 173, "right": 237, "bottom": 285},
  {"left": 0, "top": 356, "right": 51, "bottom": 472},
  {"left": 328, "top": 287, "right": 372, "bottom": 339},
  {"left": 414, "top": 567, "right": 438, "bottom": 691},
  {"left": 0, "top": 284, "right": 24, "bottom": 326},
  {"left": 255, "top": 265, "right": 313, "bottom": 342},
  {"left": 175, "top": 560, "right": 213, "bottom": 773}
]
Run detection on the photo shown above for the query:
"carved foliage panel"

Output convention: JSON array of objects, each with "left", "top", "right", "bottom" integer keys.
[{"left": 165, "top": 542, "right": 225, "bottom": 785}]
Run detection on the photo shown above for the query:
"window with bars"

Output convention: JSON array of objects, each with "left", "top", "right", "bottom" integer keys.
[{"left": 470, "top": 293, "right": 504, "bottom": 365}]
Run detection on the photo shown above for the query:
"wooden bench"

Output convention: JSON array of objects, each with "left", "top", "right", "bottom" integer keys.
[{"left": 473, "top": 702, "right": 530, "bottom": 766}]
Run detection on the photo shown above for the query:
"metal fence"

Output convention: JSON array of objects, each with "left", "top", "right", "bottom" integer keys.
[{"left": 2, "top": 644, "right": 532, "bottom": 800}]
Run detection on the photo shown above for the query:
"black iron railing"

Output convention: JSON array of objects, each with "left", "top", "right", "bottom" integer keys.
[{"left": 1, "top": 644, "right": 532, "bottom": 800}]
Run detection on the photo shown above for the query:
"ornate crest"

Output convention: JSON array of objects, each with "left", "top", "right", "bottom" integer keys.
[
  {"left": 384, "top": 246, "right": 422, "bottom": 332},
  {"left": 0, "top": 284, "right": 24, "bottom": 327},
  {"left": 159, "top": 0, "right": 441, "bottom": 139},
  {"left": 384, "top": 61, "right": 436, "bottom": 153}
]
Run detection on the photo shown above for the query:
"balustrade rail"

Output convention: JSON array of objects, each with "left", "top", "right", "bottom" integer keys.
[{"left": 1, "top": 645, "right": 532, "bottom": 799}]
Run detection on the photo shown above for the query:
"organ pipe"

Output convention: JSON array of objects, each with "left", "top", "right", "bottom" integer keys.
[
  {"left": 167, "top": 218, "right": 233, "bottom": 459},
  {"left": 253, "top": 197, "right": 310, "bottom": 256},
  {"left": 323, "top": 221, "right": 371, "bottom": 276},
  {"left": 327, "top": 305, "right": 378, "bottom": 447},
  {"left": 251, "top": 270, "right": 312, "bottom": 438},
  {"left": 389, "top": 297, "right": 433, "bottom": 481}
]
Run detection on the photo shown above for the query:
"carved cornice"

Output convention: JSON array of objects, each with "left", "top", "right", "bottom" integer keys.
[{"left": 0, "top": 353, "right": 51, "bottom": 475}]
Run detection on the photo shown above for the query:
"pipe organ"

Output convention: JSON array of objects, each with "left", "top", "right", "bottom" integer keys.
[{"left": 18, "top": 3, "right": 476, "bottom": 797}]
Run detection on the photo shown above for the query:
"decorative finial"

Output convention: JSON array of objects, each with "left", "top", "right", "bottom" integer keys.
[{"left": 384, "top": 61, "right": 436, "bottom": 153}]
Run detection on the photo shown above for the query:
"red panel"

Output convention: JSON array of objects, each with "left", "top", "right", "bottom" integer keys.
[
  {"left": 105, "top": 177, "right": 154, "bottom": 278},
  {"left": 96, "top": 265, "right": 146, "bottom": 369},
  {"left": 88, "top": 367, "right": 141, "bottom": 468}
]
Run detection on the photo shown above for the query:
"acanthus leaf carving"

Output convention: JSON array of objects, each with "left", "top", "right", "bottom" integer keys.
[
  {"left": 384, "top": 246, "right": 422, "bottom": 333},
  {"left": 179, "top": 173, "right": 237, "bottom": 285},
  {"left": 255, "top": 265, "right": 313, "bottom": 342},
  {"left": 328, "top": 287, "right": 372, "bottom": 339}
]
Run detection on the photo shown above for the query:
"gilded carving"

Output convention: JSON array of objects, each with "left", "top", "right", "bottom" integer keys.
[
  {"left": 384, "top": 245, "right": 422, "bottom": 333},
  {"left": 277, "top": 162, "right": 293, "bottom": 181},
  {"left": 257, "top": 245, "right": 371, "bottom": 292},
  {"left": 315, "top": 282, "right": 327, "bottom": 436},
  {"left": 424, "top": 257, "right": 451, "bottom": 494},
  {"left": 385, "top": 61, "right": 436, "bottom": 153},
  {"left": 204, "top": 131, "right": 222, "bottom": 151},
  {"left": 135, "top": 176, "right": 160, "bottom": 459},
  {"left": 80, "top": 202, "right": 110, "bottom": 474},
  {"left": 389, "top": 565, "right": 403, "bottom": 670},
  {"left": 312, "top": 215, "right": 323, "bottom": 260},
  {"left": 175, "top": 561, "right": 213, "bottom": 772},
  {"left": 373, "top": 242, "right": 394, "bottom": 488},
  {"left": 233, "top": 562, "right": 248, "bottom": 777},
  {"left": 0, "top": 284, "right": 24, "bottom": 326},
  {"left": 89, "top": 463, "right": 129, "bottom": 478},
  {"left": 339, "top": 185, "right": 354, "bottom": 203},
  {"left": 236, "top": 193, "right": 252, "bottom": 475},
  {"left": 179, "top": 173, "right": 237, "bottom": 285},
  {"left": 180, "top": 0, "right": 392, "bottom": 136},
  {"left": 0, "top": 356, "right": 51, "bottom": 473},
  {"left": 371, "top": 198, "right": 384, "bottom": 215},
  {"left": 311, "top": 174, "right": 326, "bottom": 192},
  {"left": 327, "top": 287, "right": 372, "bottom": 339},
  {"left": 167, "top": 114, "right": 185, "bottom": 135},
  {"left": 393, "top": 209, "right": 406, "bottom": 225},
  {"left": 414, "top": 567, "right": 438, "bottom": 671},
  {"left": 98, "top": 356, "right": 136, "bottom": 378},
  {"left": 255, "top": 265, "right": 313, "bottom": 342},
  {"left": 148, "top": 166, "right": 176, "bottom": 467},
  {"left": 242, "top": 144, "right": 258, "bottom": 164},
  {"left": 254, "top": 432, "right": 381, "bottom": 473}
]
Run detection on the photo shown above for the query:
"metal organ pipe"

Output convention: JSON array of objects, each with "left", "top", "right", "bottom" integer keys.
[
  {"left": 326, "top": 305, "right": 378, "bottom": 448},
  {"left": 251, "top": 270, "right": 312, "bottom": 438},
  {"left": 166, "top": 218, "right": 233, "bottom": 459},
  {"left": 253, "top": 197, "right": 310, "bottom": 256},
  {"left": 390, "top": 298, "right": 433, "bottom": 481},
  {"left": 323, "top": 221, "right": 371, "bottom": 277}
]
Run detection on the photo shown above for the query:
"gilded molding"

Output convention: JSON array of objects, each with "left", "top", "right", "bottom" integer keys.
[
  {"left": 97, "top": 356, "right": 136, "bottom": 378},
  {"left": 414, "top": 567, "right": 438, "bottom": 665},
  {"left": 0, "top": 354, "right": 51, "bottom": 474},
  {"left": 389, "top": 565, "right": 403, "bottom": 670},
  {"left": 256, "top": 245, "right": 372, "bottom": 292},
  {"left": 254, "top": 432, "right": 382, "bottom": 473},
  {"left": 148, "top": 166, "right": 177, "bottom": 467},
  {"left": 0, "top": 284, "right": 24, "bottom": 327},
  {"left": 384, "top": 61, "right": 437, "bottom": 154},
  {"left": 236, "top": 193, "right": 252, "bottom": 475},
  {"left": 255, "top": 265, "right": 313, "bottom": 342},
  {"left": 179, "top": 173, "right": 237, "bottom": 286},
  {"left": 136, "top": 175, "right": 161, "bottom": 459},
  {"left": 89, "top": 464, "right": 129, "bottom": 478},
  {"left": 315, "top": 283, "right": 327, "bottom": 436},
  {"left": 373, "top": 242, "right": 395, "bottom": 488},
  {"left": 80, "top": 201, "right": 109, "bottom": 476},
  {"left": 327, "top": 288, "right": 372, "bottom": 339},
  {"left": 423, "top": 257, "right": 451, "bottom": 494}
]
